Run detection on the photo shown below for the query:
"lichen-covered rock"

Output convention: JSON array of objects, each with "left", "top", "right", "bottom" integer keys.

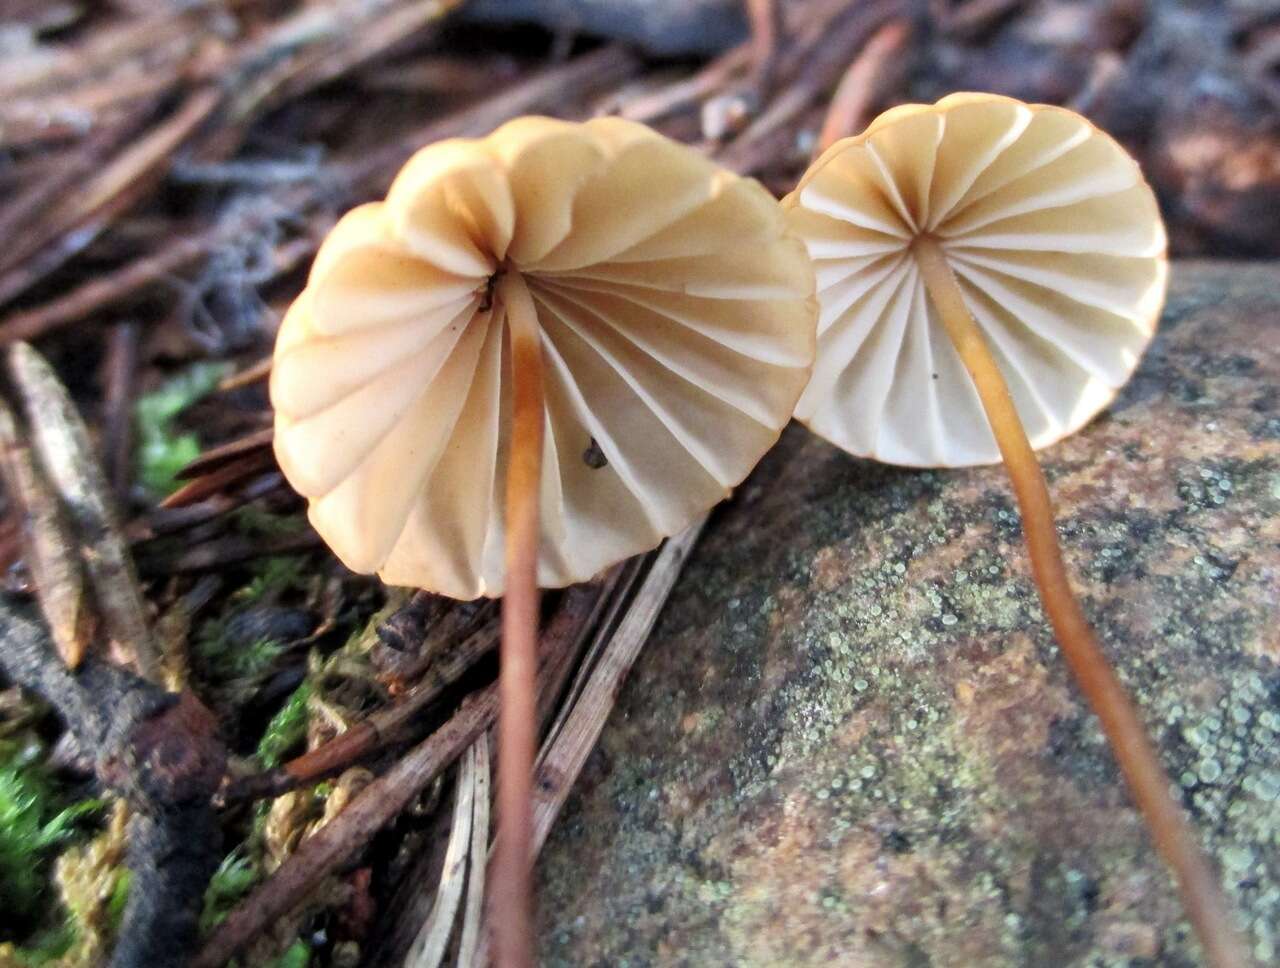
[{"left": 539, "top": 261, "right": 1280, "bottom": 967}]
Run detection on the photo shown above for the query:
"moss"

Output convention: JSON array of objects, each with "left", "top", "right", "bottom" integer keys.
[
  {"left": 133, "top": 361, "right": 231, "bottom": 496},
  {"left": 230, "top": 506, "right": 309, "bottom": 539},
  {"left": 266, "top": 941, "right": 311, "bottom": 968},
  {"left": 48, "top": 801, "right": 130, "bottom": 967},
  {"left": 256, "top": 681, "right": 313, "bottom": 769},
  {"left": 193, "top": 555, "right": 314, "bottom": 701},
  {"left": 238, "top": 556, "right": 311, "bottom": 605},
  {"left": 0, "top": 739, "right": 103, "bottom": 944},
  {"left": 199, "top": 851, "right": 259, "bottom": 936}
]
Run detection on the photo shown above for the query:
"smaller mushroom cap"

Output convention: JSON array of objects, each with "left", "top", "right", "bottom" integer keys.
[
  {"left": 272, "top": 116, "right": 816, "bottom": 600},
  {"left": 782, "top": 92, "right": 1168, "bottom": 467}
]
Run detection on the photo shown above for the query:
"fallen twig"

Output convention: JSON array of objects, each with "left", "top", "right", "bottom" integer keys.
[
  {"left": 0, "top": 597, "right": 226, "bottom": 968},
  {"left": 530, "top": 521, "right": 706, "bottom": 849},
  {"left": 815, "top": 18, "right": 912, "bottom": 157},
  {"left": 195, "top": 577, "right": 613, "bottom": 967},
  {"left": 194, "top": 687, "right": 494, "bottom": 968},
  {"left": 224, "top": 618, "right": 501, "bottom": 802},
  {"left": 719, "top": 0, "right": 903, "bottom": 172}
]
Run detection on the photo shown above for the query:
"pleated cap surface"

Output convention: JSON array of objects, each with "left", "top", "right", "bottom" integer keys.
[
  {"left": 782, "top": 92, "right": 1168, "bottom": 467},
  {"left": 272, "top": 116, "right": 816, "bottom": 598}
]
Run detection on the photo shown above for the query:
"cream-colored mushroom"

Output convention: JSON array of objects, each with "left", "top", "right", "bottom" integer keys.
[
  {"left": 784, "top": 93, "right": 1247, "bottom": 968},
  {"left": 271, "top": 114, "right": 816, "bottom": 968},
  {"left": 273, "top": 115, "right": 814, "bottom": 600},
  {"left": 786, "top": 92, "right": 1166, "bottom": 466}
]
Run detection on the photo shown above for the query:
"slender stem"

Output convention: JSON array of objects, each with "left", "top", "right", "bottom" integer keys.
[
  {"left": 913, "top": 237, "right": 1249, "bottom": 968},
  {"left": 493, "top": 270, "right": 544, "bottom": 968}
]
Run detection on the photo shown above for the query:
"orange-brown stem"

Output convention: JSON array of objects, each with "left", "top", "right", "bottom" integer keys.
[
  {"left": 494, "top": 271, "right": 543, "bottom": 968},
  {"left": 914, "top": 237, "right": 1249, "bottom": 968}
]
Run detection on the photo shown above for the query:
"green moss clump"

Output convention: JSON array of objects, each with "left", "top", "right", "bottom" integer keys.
[
  {"left": 256, "top": 682, "right": 314, "bottom": 770},
  {"left": 0, "top": 740, "right": 102, "bottom": 937},
  {"left": 134, "top": 361, "right": 230, "bottom": 496},
  {"left": 199, "top": 851, "right": 259, "bottom": 936}
]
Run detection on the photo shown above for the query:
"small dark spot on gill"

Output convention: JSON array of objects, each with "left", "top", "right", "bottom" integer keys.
[
  {"left": 932, "top": 372, "right": 939, "bottom": 380},
  {"left": 479, "top": 271, "right": 499, "bottom": 312},
  {"left": 583, "top": 437, "right": 608, "bottom": 469}
]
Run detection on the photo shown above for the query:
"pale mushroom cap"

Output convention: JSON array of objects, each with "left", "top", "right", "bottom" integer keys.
[
  {"left": 272, "top": 116, "right": 816, "bottom": 599},
  {"left": 782, "top": 92, "right": 1169, "bottom": 468}
]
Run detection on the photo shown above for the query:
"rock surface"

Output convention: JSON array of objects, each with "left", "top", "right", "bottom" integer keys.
[{"left": 539, "top": 261, "right": 1280, "bottom": 967}]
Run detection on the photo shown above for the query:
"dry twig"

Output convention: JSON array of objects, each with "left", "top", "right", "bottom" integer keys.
[
  {"left": 0, "top": 580, "right": 225, "bottom": 968},
  {"left": 195, "top": 577, "right": 612, "bottom": 967}
]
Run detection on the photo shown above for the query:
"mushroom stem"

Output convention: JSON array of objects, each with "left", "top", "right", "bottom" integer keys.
[
  {"left": 494, "top": 270, "right": 543, "bottom": 968},
  {"left": 913, "top": 236, "right": 1248, "bottom": 968}
]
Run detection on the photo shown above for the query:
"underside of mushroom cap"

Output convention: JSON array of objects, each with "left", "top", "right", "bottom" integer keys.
[
  {"left": 272, "top": 116, "right": 817, "bottom": 599},
  {"left": 783, "top": 92, "right": 1169, "bottom": 468}
]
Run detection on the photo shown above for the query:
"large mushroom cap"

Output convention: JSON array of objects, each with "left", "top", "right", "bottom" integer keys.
[
  {"left": 272, "top": 116, "right": 816, "bottom": 599},
  {"left": 782, "top": 92, "right": 1168, "bottom": 468}
]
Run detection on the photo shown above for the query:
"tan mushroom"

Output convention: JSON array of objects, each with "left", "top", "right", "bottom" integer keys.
[
  {"left": 274, "top": 116, "right": 814, "bottom": 599},
  {"left": 271, "top": 115, "right": 816, "bottom": 967},
  {"left": 788, "top": 92, "right": 1166, "bottom": 466},
  {"left": 784, "top": 93, "right": 1247, "bottom": 968}
]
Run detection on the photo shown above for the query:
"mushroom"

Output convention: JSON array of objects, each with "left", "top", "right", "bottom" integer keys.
[
  {"left": 783, "top": 93, "right": 1247, "bottom": 968},
  {"left": 271, "top": 115, "right": 816, "bottom": 967}
]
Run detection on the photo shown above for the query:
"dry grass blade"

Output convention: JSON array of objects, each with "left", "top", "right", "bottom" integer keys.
[
  {"left": 538, "top": 558, "right": 648, "bottom": 754},
  {"left": 6, "top": 342, "right": 159, "bottom": 681},
  {"left": 456, "top": 740, "right": 492, "bottom": 968},
  {"left": 195, "top": 687, "right": 501, "bottom": 968},
  {"left": 405, "top": 741, "right": 481, "bottom": 968},
  {"left": 529, "top": 519, "right": 707, "bottom": 851},
  {"left": 364, "top": 576, "right": 622, "bottom": 967}
]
